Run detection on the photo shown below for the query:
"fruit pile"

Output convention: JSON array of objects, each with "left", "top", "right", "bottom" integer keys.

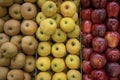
[
  {"left": 81, "top": 0, "right": 120, "bottom": 80},
  {"left": 0, "top": 0, "right": 81, "bottom": 80}
]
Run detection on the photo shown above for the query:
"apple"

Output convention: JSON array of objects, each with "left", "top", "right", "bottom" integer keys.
[
  {"left": 82, "top": 74, "right": 92, "bottom": 80},
  {"left": 36, "top": 12, "right": 46, "bottom": 25},
  {"left": 21, "top": 20, "right": 38, "bottom": 36},
  {"left": 51, "top": 58, "right": 65, "bottom": 72},
  {"left": 21, "top": 2, "right": 37, "bottom": 19},
  {"left": 92, "top": 24, "right": 106, "bottom": 37},
  {"left": 35, "top": 72, "right": 51, "bottom": 80},
  {"left": 52, "top": 72, "right": 67, "bottom": 80},
  {"left": 91, "top": 9, "right": 106, "bottom": 24},
  {"left": 81, "top": 0, "right": 91, "bottom": 8},
  {"left": 37, "top": 42, "right": 51, "bottom": 57},
  {"left": 52, "top": 29, "right": 67, "bottom": 43},
  {"left": 60, "top": 17, "right": 75, "bottom": 32},
  {"left": 105, "top": 31, "right": 119, "bottom": 48},
  {"left": 109, "top": 77, "right": 119, "bottom": 80},
  {"left": 0, "top": 18, "right": 4, "bottom": 33},
  {"left": 1, "top": 15, "right": 10, "bottom": 21},
  {"left": 37, "top": 0, "right": 49, "bottom": 8},
  {"left": 81, "top": 8, "right": 93, "bottom": 20},
  {"left": 55, "top": 0, "right": 63, "bottom": 13},
  {"left": 9, "top": 4, "right": 22, "bottom": 20},
  {"left": 65, "top": 0, "right": 80, "bottom": 7},
  {"left": 0, "top": 0, "right": 14, "bottom": 7},
  {"left": 0, "top": 53, "right": 10, "bottom": 66},
  {"left": 0, "top": 67, "right": 9, "bottom": 80},
  {"left": 36, "top": 57, "right": 51, "bottom": 71},
  {"left": 92, "top": 37, "right": 107, "bottom": 53},
  {"left": 24, "top": 0, "right": 36, "bottom": 3},
  {"left": 14, "top": 0, "right": 23, "bottom": 3},
  {"left": 42, "top": 1, "right": 57, "bottom": 17},
  {"left": 36, "top": 27, "right": 50, "bottom": 41},
  {"left": 65, "top": 54, "right": 80, "bottom": 69},
  {"left": 67, "top": 70, "right": 82, "bottom": 80},
  {"left": 82, "top": 48, "right": 92, "bottom": 60},
  {"left": 60, "top": 1, "right": 76, "bottom": 17},
  {"left": 4, "top": 19, "right": 21, "bottom": 36},
  {"left": 24, "top": 72, "right": 31, "bottom": 80},
  {"left": 66, "top": 38, "right": 80, "bottom": 54},
  {"left": 52, "top": 43, "right": 66, "bottom": 58},
  {"left": 90, "top": 53, "right": 107, "bottom": 69},
  {"left": 0, "top": 7, "right": 7, "bottom": 17},
  {"left": 40, "top": 18, "right": 57, "bottom": 35},
  {"left": 106, "top": 2, "right": 119, "bottom": 18},
  {"left": 91, "top": 0, "right": 107, "bottom": 8},
  {"left": 71, "top": 12, "right": 78, "bottom": 23}
]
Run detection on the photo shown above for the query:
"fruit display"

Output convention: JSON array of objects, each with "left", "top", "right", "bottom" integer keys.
[{"left": 81, "top": 0, "right": 120, "bottom": 80}]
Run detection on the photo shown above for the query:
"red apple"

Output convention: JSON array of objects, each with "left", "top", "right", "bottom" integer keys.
[
  {"left": 83, "top": 74, "right": 92, "bottom": 80},
  {"left": 109, "top": 77, "right": 119, "bottom": 80},
  {"left": 91, "top": 9, "right": 106, "bottom": 24},
  {"left": 105, "top": 48, "right": 120, "bottom": 62},
  {"left": 106, "top": 62, "right": 120, "bottom": 77},
  {"left": 82, "top": 33, "right": 93, "bottom": 47},
  {"left": 90, "top": 53, "right": 107, "bottom": 69},
  {"left": 106, "top": 2, "right": 119, "bottom": 18},
  {"left": 81, "top": 0, "right": 91, "bottom": 8},
  {"left": 91, "top": 69, "right": 108, "bottom": 80},
  {"left": 106, "top": 18, "right": 118, "bottom": 31},
  {"left": 82, "top": 60, "right": 93, "bottom": 74},
  {"left": 81, "top": 8, "right": 93, "bottom": 20},
  {"left": 105, "top": 31, "right": 119, "bottom": 48},
  {"left": 92, "top": 0, "right": 107, "bottom": 8},
  {"left": 82, "top": 20, "right": 92, "bottom": 33},
  {"left": 92, "top": 24, "right": 106, "bottom": 37},
  {"left": 82, "top": 48, "right": 92, "bottom": 60},
  {"left": 118, "top": 24, "right": 120, "bottom": 33},
  {"left": 92, "top": 37, "right": 107, "bottom": 53}
]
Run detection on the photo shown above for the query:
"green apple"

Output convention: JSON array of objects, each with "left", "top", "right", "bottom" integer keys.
[
  {"left": 67, "top": 24, "right": 80, "bottom": 38},
  {"left": 51, "top": 58, "right": 65, "bottom": 72},
  {"left": 37, "top": 42, "right": 51, "bottom": 57},
  {"left": 36, "top": 12, "right": 46, "bottom": 25},
  {"left": 52, "top": 43, "right": 66, "bottom": 58},
  {"left": 52, "top": 29, "right": 67, "bottom": 42},
  {"left": 36, "top": 57, "right": 51, "bottom": 71},
  {"left": 65, "top": 54, "right": 80, "bottom": 69},
  {"left": 37, "top": 0, "right": 49, "bottom": 8},
  {"left": 42, "top": 1, "right": 57, "bottom": 17},
  {"left": 40, "top": 18, "right": 57, "bottom": 35},
  {"left": 35, "top": 72, "right": 51, "bottom": 80},
  {"left": 60, "top": 17, "right": 75, "bottom": 32},
  {"left": 67, "top": 70, "right": 82, "bottom": 80},
  {"left": 52, "top": 72, "right": 67, "bottom": 80},
  {"left": 66, "top": 38, "right": 80, "bottom": 54}
]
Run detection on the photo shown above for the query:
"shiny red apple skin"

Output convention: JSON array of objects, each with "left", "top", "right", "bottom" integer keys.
[
  {"left": 91, "top": 69, "right": 108, "bottom": 80},
  {"left": 106, "top": 2, "right": 119, "bottom": 18},
  {"left": 82, "top": 33, "right": 93, "bottom": 48},
  {"left": 92, "top": 24, "right": 106, "bottom": 37},
  {"left": 82, "top": 20, "right": 92, "bottom": 33},
  {"left": 81, "top": 0, "right": 91, "bottom": 8},
  {"left": 91, "top": 0, "right": 107, "bottom": 8},
  {"left": 105, "top": 31, "right": 119, "bottom": 48},
  {"left": 83, "top": 74, "right": 92, "bottom": 80},
  {"left": 92, "top": 37, "right": 107, "bottom": 53},
  {"left": 81, "top": 8, "right": 93, "bottom": 20},
  {"left": 91, "top": 9, "right": 106, "bottom": 24},
  {"left": 82, "top": 48, "right": 92, "bottom": 60},
  {"left": 105, "top": 48, "right": 120, "bottom": 62},
  {"left": 82, "top": 60, "right": 93, "bottom": 74},
  {"left": 106, "top": 62, "right": 120, "bottom": 77},
  {"left": 106, "top": 18, "right": 118, "bottom": 31},
  {"left": 90, "top": 53, "right": 107, "bottom": 69}
]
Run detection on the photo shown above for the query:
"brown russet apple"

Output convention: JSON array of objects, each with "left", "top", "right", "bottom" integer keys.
[
  {"left": 0, "top": 7, "right": 7, "bottom": 17},
  {"left": 0, "top": 0, "right": 14, "bottom": 7},
  {"left": 0, "top": 53, "right": 10, "bottom": 66},
  {"left": 24, "top": 0, "right": 37, "bottom": 3},
  {"left": 14, "top": 0, "right": 23, "bottom": 3},
  {"left": 24, "top": 72, "right": 32, "bottom": 80},
  {"left": 0, "top": 18, "right": 5, "bottom": 33},
  {"left": 0, "top": 67, "right": 9, "bottom": 80}
]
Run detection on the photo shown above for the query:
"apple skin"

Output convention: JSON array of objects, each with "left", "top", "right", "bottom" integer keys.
[
  {"left": 106, "top": 18, "right": 118, "bottom": 31},
  {"left": 82, "top": 74, "right": 92, "bottom": 80},
  {"left": 82, "top": 48, "right": 92, "bottom": 60},
  {"left": 92, "top": 24, "right": 106, "bottom": 37},
  {"left": 92, "top": 37, "right": 107, "bottom": 53},
  {"left": 81, "top": 0, "right": 91, "bottom": 8},
  {"left": 91, "top": 9, "right": 106, "bottom": 24},
  {"left": 109, "top": 77, "right": 119, "bottom": 80},
  {"left": 106, "top": 2, "right": 119, "bottom": 18},
  {"left": 82, "top": 20, "right": 92, "bottom": 33},
  {"left": 90, "top": 53, "right": 107, "bottom": 69},
  {"left": 105, "top": 31, "right": 119, "bottom": 48},
  {"left": 91, "top": 0, "right": 107, "bottom": 8}
]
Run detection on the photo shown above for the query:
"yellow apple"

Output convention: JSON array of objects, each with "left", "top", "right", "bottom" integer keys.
[
  {"left": 55, "top": 0, "right": 63, "bottom": 13},
  {"left": 65, "top": 0, "right": 80, "bottom": 7},
  {"left": 51, "top": 58, "right": 65, "bottom": 72},
  {"left": 40, "top": 18, "right": 57, "bottom": 35},
  {"left": 37, "top": 42, "right": 51, "bottom": 57},
  {"left": 37, "top": 0, "right": 50, "bottom": 8},
  {"left": 72, "top": 12, "right": 78, "bottom": 22},
  {"left": 36, "top": 12, "right": 46, "bottom": 25},
  {"left": 67, "top": 24, "right": 80, "bottom": 38},
  {"left": 60, "top": 17, "right": 75, "bottom": 32},
  {"left": 67, "top": 70, "right": 82, "bottom": 80},
  {"left": 66, "top": 38, "right": 81, "bottom": 54},
  {"left": 65, "top": 54, "right": 80, "bottom": 69},
  {"left": 36, "top": 27, "right": 50, "bottom": 41},
  {"left": 36, "top": 57, "right": 51, "bottom": 71},
  {"left": 52, "top": 72, "right": 67, "bottom": 80},
  {"left": 35, "top": 72, "right": 51, "bottom": 80},
  {"left": 52, "top": 29, "right": 67, "bottom": 42},
  {"left": 52, "top": 43, "right": 66, "bottom": 58}
]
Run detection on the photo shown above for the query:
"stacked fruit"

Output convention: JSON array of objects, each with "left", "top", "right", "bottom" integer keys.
[
  {"left": 35, "top": 0, "right": 81, "bottom": 80},
  {"left": 81, "top": 0, "right": 120, "bottom": 80}
]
